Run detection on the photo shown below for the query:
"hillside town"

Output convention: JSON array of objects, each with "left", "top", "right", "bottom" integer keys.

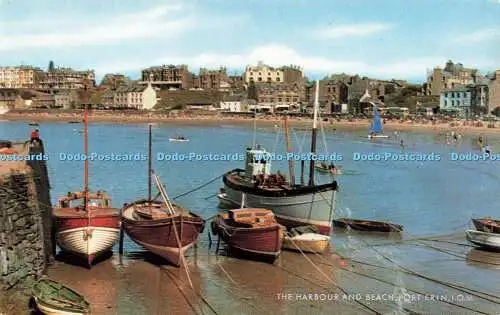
[{"left": 0, "top": 60, "right": 499, "bottom": 119}]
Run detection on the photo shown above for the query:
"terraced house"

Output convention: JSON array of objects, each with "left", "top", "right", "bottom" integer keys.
[{"left": 109, "top": 83, "right": 157, "bottom": 110}]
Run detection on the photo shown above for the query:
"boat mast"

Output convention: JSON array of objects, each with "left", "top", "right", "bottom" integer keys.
[
  {"left": 308, "top": 80, "right": 319, "bottom": 186},
  {"left": 283, "top": 115, "right": 295, "bottom": 185},
  {"left": 148, "top": 124, "right": 152, "bottom": 214},
  {"left": 83, "top": 84, "right": 89, "bottom": 213}
]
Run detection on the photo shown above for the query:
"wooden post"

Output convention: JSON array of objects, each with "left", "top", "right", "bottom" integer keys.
[
  {"left": 119, "top": 204, "right": 125, "bottom": 255},
  {"left": 284, "top": 115, "right": 296, "bottom": 185}
]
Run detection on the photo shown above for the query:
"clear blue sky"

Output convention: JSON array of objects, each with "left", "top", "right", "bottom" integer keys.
[{"left": 0, "top": 0, "right": 499, "bottom": 83}]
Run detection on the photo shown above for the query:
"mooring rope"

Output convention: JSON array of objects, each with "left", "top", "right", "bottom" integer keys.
[{"left": 172, "top": 175, "right": 223, "bottom": 200}]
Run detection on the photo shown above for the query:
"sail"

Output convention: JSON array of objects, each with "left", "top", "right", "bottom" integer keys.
[{"left": 370, "top": 102, "right": 383, "bottom": 133}]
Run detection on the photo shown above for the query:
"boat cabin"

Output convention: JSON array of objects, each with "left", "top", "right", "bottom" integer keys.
[
  {"left": 58, "top": 191, "right": 111, "bottom": 209},
  {"left": 228, "top": 208, "right": 277, "bottom": 227},
  {"left": 245, "top": 146, "right": 272, "bottom": 177}
]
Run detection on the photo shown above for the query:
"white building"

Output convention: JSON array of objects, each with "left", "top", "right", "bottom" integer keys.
[
  {"left": 113, "top": 82, "right": 157, "bottom": 110},
  {"left": 220, "top": 95, "right": 248, "bottom": 112}
]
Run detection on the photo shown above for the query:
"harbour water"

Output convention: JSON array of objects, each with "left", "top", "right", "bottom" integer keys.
[{"left": 2, "top": 120, "right": 500, "bottom": 314}]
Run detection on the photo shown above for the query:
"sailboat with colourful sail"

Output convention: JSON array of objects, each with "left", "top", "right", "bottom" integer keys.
[{"left": 367, "top": 105, "right": 388, "bottom": 139}]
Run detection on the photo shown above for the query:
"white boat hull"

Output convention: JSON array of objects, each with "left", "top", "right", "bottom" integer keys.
[
  {"left": 169, "top": 139, "right": 189, "bottom": 142},
  {"left": 283, "top": 233, "right": 330, "bottom": 253},
  {"left": 368, "top": 135, "right": 389, "bottom": 139},
  {"left": 466, "top": 230, "right": 500, "bottom": 250},
  {"left": 222, "top": 186, "right": 336, "bottom": 234},
  {"left": 34, "top": 297, "right": 87, "bottom": 315},
  {"left": 56, "top": 227, "right": 119, "bottom": 258}
]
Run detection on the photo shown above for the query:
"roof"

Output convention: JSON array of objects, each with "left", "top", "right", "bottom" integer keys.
[
  {"left": 186, "top": 101, "right": 213, "bottom": 105},
  {"left": 223, "top": 95, "right": 244, "bottom": 102},
  {"left": 115, "top": 85, "right": 146, "bottom": 93}
]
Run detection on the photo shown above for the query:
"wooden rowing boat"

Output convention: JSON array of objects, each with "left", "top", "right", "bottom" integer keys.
[
  {"left": 283, "top": 225, "right": 330, "bottom": 253},
  {"left": 332, "top": 218, "right": 403, "bottom": 233},
  {"left": 466, "top": 229, "right": 500, "bottom": 251},
  {"left": 211, "top": 208, "right": 285, "bottom": 262},
  {"left": 32, "top": 278, "right": 90, "bottom": 315},
  {"left": 472, "top": 218, "right": 500, "bottom": 234},
  {"left": 121, "top": 125, "right": 205, "bottom": 267}
]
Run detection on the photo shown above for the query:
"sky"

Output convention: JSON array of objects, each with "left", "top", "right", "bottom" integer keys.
[{"left": 0, "top": 0, "right": 499, "bottom": 83}]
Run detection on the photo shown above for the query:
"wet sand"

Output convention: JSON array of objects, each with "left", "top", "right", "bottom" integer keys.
[
  {"left": 45, "top": 233, "right": 500, "bottom": 315},
  {"left": 3, "top": 111, "right": 500, "bottom": 136}
]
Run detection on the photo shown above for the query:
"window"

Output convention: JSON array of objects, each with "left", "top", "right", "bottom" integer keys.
[
  {"left": 452, "top": 100, "right": 454, "bottom": 106},
  {"left": 276, "top": 77, "right": 280, "bottom": 82},
  {"left": 258, "top": 77, "right": 262, "bottom": 82}
]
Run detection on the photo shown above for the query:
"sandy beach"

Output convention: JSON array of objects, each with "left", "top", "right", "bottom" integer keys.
[{"left": 2, "top": 110, "right": 500, "bottom": 136}]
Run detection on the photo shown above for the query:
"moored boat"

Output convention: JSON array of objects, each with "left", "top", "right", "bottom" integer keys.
[
  {"left": 332, "top": 218, "right": 403, "bottom": 233},
  {"left": 121, "top": 125, "right": 205, "bottom": 267},
  {"left": 121, "top": 199, "right": 205, "bottom": 266},
  {"left": 219, "top": 81, "right": 338, "bottom": 235},
  {"left": 32, "top": 278, "right": 90, "bottom": 315},
  {"left": 52, "top": 107, "right": 120, "bottom": 267},
  {"left": 29, "top": 121, "right": 40, "bottom": 126},
  {"left": 283, "top": 225, "right": 330, "bottom": 253},
  {"left": 466, "top": 229, "right": 500, "bottom": 251},
  {"left": 211, "top": 208, "right": 284, "bottom": 262},
  {"left": 169, "top": 136, "right": 189, "bottom": 142},
  {"left": 472, "top": 218, "right": 500, "bottom": 234},
  {"left": 314, "top": 162, "right": 342, "bottom": 175}
]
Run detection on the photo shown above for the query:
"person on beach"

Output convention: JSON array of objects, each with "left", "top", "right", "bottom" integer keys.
[{"left": 400, "top": 140, "right": 404, "bottom": 150}]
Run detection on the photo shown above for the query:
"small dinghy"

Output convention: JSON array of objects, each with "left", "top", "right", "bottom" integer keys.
[
  {"left": 314, "top": 162, "right": 342, "bottom": 175},
  {"left": 283, "top": 225, "right": 330, "bottom": 253},
  {"left": 68, "top": 120, "right": 81, "bottom": 124},
  {"left": 32, "top": 278, "right": 90, "bottom": 315},
  {"left": 333, "top": 218, "right": 403, "bottom": 233},
  {"left": 169, "top": 136, "right": 189, "bottom": 142},
  {"left": 211, "top": 208, "right": 285, "bottom": 262},
  {"left": 466, "top": 230, "right": 500, "bottom": 251},
  {"left": 472, "top": 218, "right": 500, "bottom": 234},
  {"left": 216, "top": 191, "right": 238, "bottom": 208},
  {"left": 29, "top": 121, "right": 40, "bottom": 126}
]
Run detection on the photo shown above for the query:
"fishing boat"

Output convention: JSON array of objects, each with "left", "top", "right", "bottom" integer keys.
[
  {"left": 32, "top": 278, "right": 90, "bottom": 315},
  {"left": 169, "top": 136, "right": 189, "bottom": 142},
  {"left": 29, "top": 121, "right": 40, "bottom": 126},
  {"left": 211, "top": 207, "right": 284, "bottom": 262},
  {"left": 121, "top": 125, "right": 205, "bottom": 267},
  {"left": 472, "top": 218, "right": 500, "bottom": 234},
  {"left": 283, "top": 225, "right": 330, "bottom": 253},
  {"left": 219, "top": 81, "right": 339, "bottom": 235},
  {"left": 52, "top": 103, "right": 120, "bottom": 267},
  {"left": 332, "top": 218, "right": 403, "bottom": 233},
  {"left": 466, "top": 230, "right": 500, "bottom": 251}
]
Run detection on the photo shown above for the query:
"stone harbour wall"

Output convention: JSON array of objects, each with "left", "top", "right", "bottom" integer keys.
[
  {"left": 0, "top": 141, "right": 52, "bottom": 294},
  {"left": 0, "top": 170, "right": 45, "bottom": 291}
]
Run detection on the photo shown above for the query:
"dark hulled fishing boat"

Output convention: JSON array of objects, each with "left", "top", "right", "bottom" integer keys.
[
  {"left": 52, "top": 104, "right": 120, "bottom": 267},
  {"left": 219, "top": 81, "right": 338, "bottom": 235},
  {"left": 121, "top": 125, "right": 205, "bottom": 267},
  {"left": 332, "top": 218, "right": 403, "bottom": 233},
  {"left": 472, "top": 218, "right": 500, "bottom": 234},
  {"left": 211, "top": 208, "right": 284, "bottom": 262}
]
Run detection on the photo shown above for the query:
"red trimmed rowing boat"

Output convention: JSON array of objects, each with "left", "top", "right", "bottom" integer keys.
[{"left": 211, "top": 208, "right": 284, "bottom": 262}]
